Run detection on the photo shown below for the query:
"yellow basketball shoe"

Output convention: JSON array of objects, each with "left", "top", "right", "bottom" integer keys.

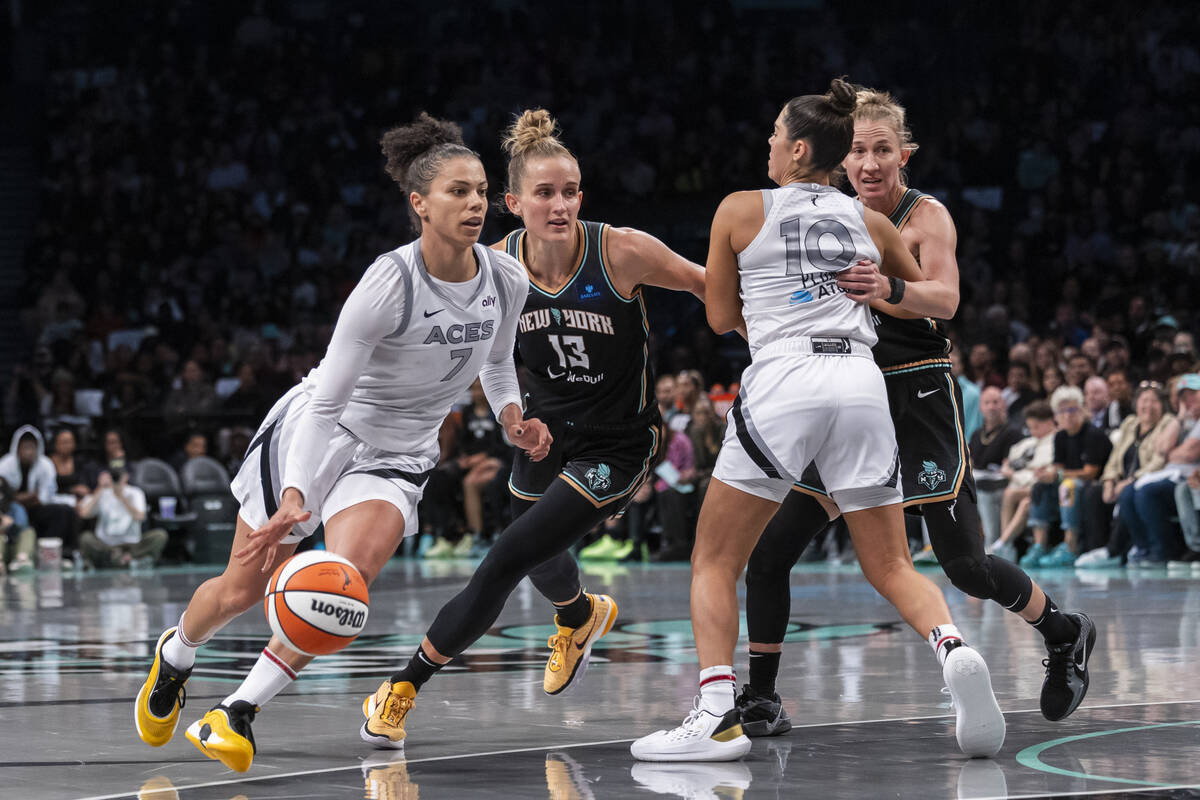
[
  {"left": 134, "top": 627, "right": 192, "bottom": 747},
  {"left": 362, "top": 750, "right": 419, "bottom": 800},
  {"left": 361, "top": 680, "right": 417, "bottom": 749},
  {"left": 137, "top": 776, "right": 179, "bottom": 800},
  {"left": 545, "top": 751, "right": 593, "bottom": 800},
  {"left": 186, "top": 701, "right": 259, "bottom": 772},
  {"left": 544, "top": 593, "right": 618, "bottom": 696}
]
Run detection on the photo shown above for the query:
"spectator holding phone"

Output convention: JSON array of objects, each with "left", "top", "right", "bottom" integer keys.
[{"left": 77, "top": 468, "right": 168, "bottom": 568}]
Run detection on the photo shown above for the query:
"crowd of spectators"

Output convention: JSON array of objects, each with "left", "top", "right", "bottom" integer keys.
[{"left": 3, "top": 1, "right": 1200, "bottom": 570}]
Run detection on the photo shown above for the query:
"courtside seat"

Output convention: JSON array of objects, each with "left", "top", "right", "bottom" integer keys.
[{"left": 181, "top": 456, "right": 238, "bottom": 564}]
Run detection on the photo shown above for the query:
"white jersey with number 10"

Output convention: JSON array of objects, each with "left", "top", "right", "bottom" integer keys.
[{"left": 736, "top": 183, "right": 880, "bottom": 357}]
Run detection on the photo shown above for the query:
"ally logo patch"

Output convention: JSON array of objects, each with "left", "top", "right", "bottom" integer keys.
[
  {"left": 585, "top": 463, "right": 612, "bottom": 492},
  {"left": 917, "top": 459, "right": 946, "bottom": 491}
]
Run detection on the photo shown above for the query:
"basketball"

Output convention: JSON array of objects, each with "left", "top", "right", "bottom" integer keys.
[{"left": 264, "top": 551, "right": 370, "bottom": 656}]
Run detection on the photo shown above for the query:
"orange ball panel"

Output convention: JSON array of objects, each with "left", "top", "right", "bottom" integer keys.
[{"left": 269, "top": 592, "right": 357, "bottom": 655}]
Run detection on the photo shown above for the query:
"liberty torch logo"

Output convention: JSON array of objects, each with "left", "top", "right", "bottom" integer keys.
[
  {"left": 918, "top": 459, "right": 946, "bottom": 491},
  {"left": 585, "top": 463, "right": 612, "bottom": 492}
]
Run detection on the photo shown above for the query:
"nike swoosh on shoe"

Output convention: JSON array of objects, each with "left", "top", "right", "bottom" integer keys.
[{"left": 573, "top": 618, "right": 599, "bottom": 651}]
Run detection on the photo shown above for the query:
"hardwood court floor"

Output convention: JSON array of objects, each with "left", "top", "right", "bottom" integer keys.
[{"left": 1, "top": 558, "right": 1198, "bottom": 799}]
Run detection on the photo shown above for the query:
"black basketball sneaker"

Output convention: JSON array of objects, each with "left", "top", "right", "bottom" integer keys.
[
  {"left": 1040, "top": 612, "right": 1096, "bottom": 721},
  {"left": 735, "top": 684, "right": 793, "bottom": 737}
]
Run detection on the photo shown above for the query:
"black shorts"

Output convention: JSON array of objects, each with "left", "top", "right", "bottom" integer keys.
[
  {"left": 509, "top": 416, "right": 663, "bottom": 510},
  {"left": 794, "top": 369, "right": 975, "bottom": 510}
]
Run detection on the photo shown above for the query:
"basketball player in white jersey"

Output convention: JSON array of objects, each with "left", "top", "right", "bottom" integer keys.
[
  {"left": 631, "top": 79, "right": 1004, "bottom": 762},
  {"left": 133, "top": 113, "right": 551, "bottom": 772},
  {"left": 738, "top": 87, "right": 1095, "bottom": 742},
  {"left": 359, "top": 108, "right": 708, "bottom": 747}
]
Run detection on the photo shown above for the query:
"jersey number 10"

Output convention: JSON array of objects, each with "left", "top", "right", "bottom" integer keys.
[{"left": 779, "top": 216, "right": 858, "bottom": 275}]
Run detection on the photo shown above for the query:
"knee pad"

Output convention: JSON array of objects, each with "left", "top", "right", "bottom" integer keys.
[
  {"left": 745, "top": 552, "right": 790, "bottom": 588},
  {"left": 942, "top": 553, "right": 1033, "bottom": 610},
  {"left": 941, "top": 555, "right": 995, "bottom": 600}
]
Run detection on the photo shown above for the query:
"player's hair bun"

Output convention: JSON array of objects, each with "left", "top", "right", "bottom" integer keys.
[
  {"left": 826, "top": 77, "right": 857, "bottom": 117},
  {"left": 381, "top": 112, "right": 466, "bottom": 188},
  {"left": 502, "top": 109, "right": 561, "bottom": 158}
]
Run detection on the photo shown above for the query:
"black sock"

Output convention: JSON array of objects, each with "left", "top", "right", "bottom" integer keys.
[
  {"left": 391, "top": 649, "right": 444, "bottom": 690},
  {"left": 748, "top": 650, "right": 781, "bottom": 696},
  {"left": 554, "top": 592, "right": 593, "bottom": 629},
  {"left": 1029, "top": 594, "right": 1080, "bottom": 646}
]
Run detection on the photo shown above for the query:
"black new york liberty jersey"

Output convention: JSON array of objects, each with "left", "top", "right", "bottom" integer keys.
[
  {"left": 504, "top": 220, "right": 653, "bottom": 425},
  {"left": 872, "top": 187, "right": 953, "bottom": 375}
]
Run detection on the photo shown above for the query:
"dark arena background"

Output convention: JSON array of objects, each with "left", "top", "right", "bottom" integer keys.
[{"left": 2, "top": 1, "right": 1199, "bottom": 798}]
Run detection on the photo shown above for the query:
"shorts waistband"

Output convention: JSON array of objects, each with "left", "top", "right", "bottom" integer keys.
[
  {"left": 561, "top": 407, "right": 663, "bottom": 435},
  {"left": 756, "top": 336, "right": 875, "bottom": 360},
  {"left": 879, "top": 358, "right": 953, "bottom": 375}
]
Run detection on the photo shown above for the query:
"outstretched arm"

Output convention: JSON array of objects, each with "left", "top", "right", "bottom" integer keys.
[{"left": 604, "top": 227, "right": 706, "bottom": 301}]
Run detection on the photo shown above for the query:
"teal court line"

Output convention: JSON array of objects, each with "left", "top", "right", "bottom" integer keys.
[{"left": 1015, "top": 720, "right": 1200, "bottom": 788}]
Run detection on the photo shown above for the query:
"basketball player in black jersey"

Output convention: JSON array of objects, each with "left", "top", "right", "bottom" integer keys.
[
  {"left": 359, "top": 109, "right": 708, "bottom": 747},
  {"left": 736, "top": 87, "right": 1096, "bottom": 737}
]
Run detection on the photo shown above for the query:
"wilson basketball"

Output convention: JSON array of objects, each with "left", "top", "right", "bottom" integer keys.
[{"left": 264, "top": 551, "right": 370, "bottom": 656}]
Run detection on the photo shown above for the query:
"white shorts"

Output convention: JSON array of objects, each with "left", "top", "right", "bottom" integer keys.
[
  {"left": 231, "top": 385, "right": 426, "bottom": 543},
  {"left": 712, "top": 338, "right": 902, "bottom": 513}
]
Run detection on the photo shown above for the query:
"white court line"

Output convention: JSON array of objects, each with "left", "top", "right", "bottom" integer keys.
[
  {"left": 72, "top": 698, "right": 1200, "bottom": 800},
  {"left": 787, "top": 695, "right": 1200, "bottom": 729},
  {"left": 74, "top": 737, "right": 638, "bottom": 800},
  {"left": 973, "top": 784, "right": 1200, "bottom": 800}
]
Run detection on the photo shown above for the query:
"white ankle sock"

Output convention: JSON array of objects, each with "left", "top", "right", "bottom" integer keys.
[
  {"left": 928, "top": 624, "right": 965, "bottom": 666},
  {"left": 161, "top": 613, "right": 208, "bottom": 670},
  {"left": 698, "top": 665, "right": 737, "bottom": 715},
  {"left": 223, "top": 648, "right": 298, "bottom": 708}
]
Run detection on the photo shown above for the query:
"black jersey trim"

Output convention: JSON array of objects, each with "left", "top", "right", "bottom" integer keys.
[{"left": 522, "top": 221, "right": 590, "bottom": 298}]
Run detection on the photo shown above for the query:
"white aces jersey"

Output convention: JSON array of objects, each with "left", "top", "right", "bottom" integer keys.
[
  {"left": 736, "top": 183, "right": 881, "bottom": 358},
  {"left": 281, "top": 239, "right": 526, "bottom": 497}
]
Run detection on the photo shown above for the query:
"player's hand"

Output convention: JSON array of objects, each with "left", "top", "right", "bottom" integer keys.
[
  {"left": 836, "top": 259, "right": 887, "bottom": 303},
  {"left": 236, "top": 489, "right": 311, "bottom": 572},
  {"left": 507, "top": 417, "right": 553, "bottom": 462}
]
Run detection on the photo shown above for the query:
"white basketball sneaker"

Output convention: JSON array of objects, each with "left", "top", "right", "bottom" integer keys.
[
  {"left": 631, "top": 760, "right": 753, "bottom": 797},
  {"left": 630, "top": 697, "right": 751, "bottom": 762},
  {"left": 942, "top": 645, "right": 1006, "bottom": 758}
]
